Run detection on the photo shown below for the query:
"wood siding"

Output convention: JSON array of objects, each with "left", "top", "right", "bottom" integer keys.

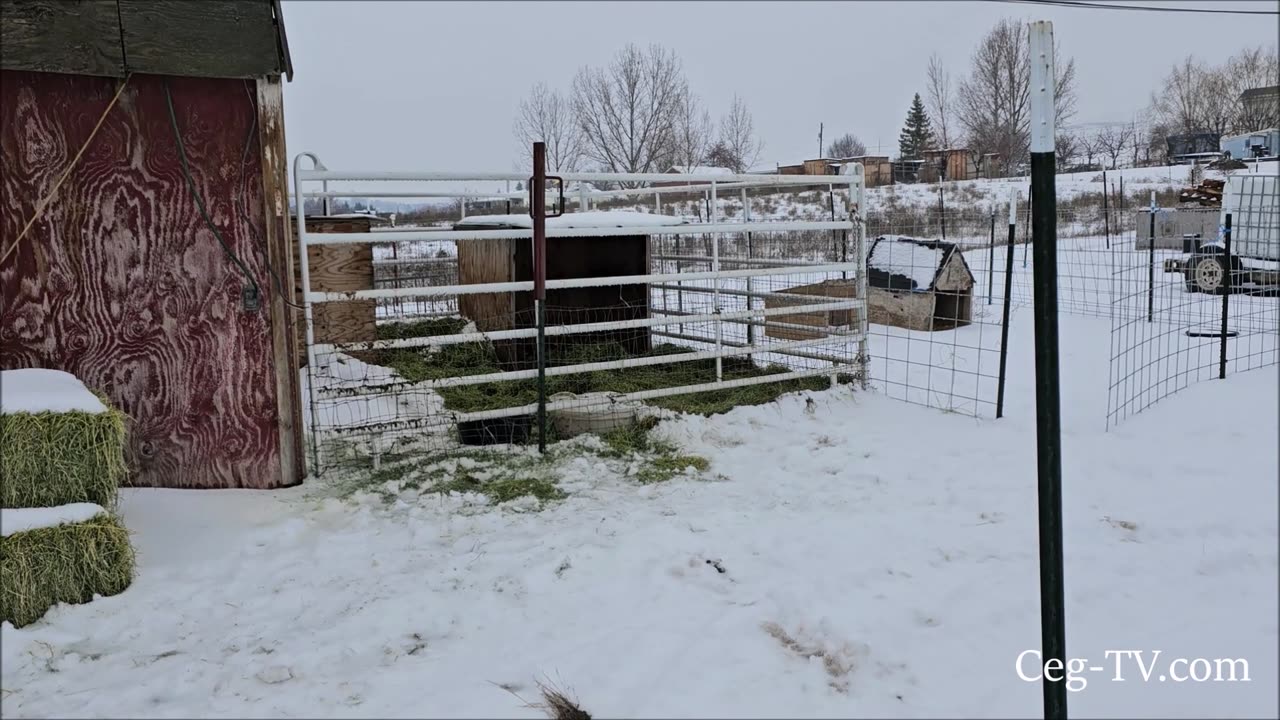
[
  {"left": 456, "top": 238, "right": 516, "bottom": 332},
  {"left": 0, "top": 0, "right": 126, "bottom": 77},
  {"left": 0, "top": 0, "right": 287, "bottom": 79},
  {"left": 1, "top": 70, "right": 298, "bottom": 489},
  {"left": 292, "top": 218, "right": 376, "bottom": 354}
]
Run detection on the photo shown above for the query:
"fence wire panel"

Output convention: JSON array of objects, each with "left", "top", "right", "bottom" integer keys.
[
  {"left": 1106, "top": 215, "right": 1279, "bottom": 429},
  {"left": 863, "top": 209, "right": 1012, "bottom": 418},
  {"left": 294, "top": 163, "right": 869, "bottom": 475}
]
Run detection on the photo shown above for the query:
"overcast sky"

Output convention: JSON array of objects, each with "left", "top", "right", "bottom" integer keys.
[{"left": 281, "top": 0, "right": 1277, "bottom": 181}]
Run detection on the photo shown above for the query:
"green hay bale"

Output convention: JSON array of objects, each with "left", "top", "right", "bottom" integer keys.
[
  {"left": 0, "top": 514, "right": 135, "bottom": 628},
  {"left": 0, "top": 406, "right": 126, "bottom": 509}
]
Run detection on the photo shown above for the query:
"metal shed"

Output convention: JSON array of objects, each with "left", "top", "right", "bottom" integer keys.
[{"left": 0, "top": 0, "right": 302, "bottom": 489}]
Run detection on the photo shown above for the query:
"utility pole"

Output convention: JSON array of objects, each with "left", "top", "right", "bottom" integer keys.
[{"left": 818, "top": 122, "right": 824, "bottom": 158}]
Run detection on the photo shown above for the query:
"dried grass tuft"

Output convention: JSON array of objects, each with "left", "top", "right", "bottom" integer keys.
[
  {"left": 0, "top": 513, "right": 135, "bottom": 628},
  {"left": 533, "top": 680, "right": 592, "bottom": 720},
  {"left": 0, "top": 404, "right": 126, "bottom": 509},
  {"left": 494, "top": 678, "right": 591, "bottom": 720}
]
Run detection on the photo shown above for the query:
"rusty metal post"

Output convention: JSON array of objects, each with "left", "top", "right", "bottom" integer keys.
[{"left": 532, "top": 142, "right": 548, "bottom": 452}]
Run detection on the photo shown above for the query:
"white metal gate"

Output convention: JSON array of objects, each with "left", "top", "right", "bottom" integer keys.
[{"left": 292, "top": 158, "right": 869, "bottom": 473}]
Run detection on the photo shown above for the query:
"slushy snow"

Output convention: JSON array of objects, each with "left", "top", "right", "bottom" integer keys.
[{"left": 1, "top": 305, "right": 1275, "bottom": 718}]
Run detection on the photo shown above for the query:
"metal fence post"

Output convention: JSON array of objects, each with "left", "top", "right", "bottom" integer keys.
[
  {"left": 742, "top": 187, "right": 754, "bottom": 351},
  {"left": 532, "top": 142, "right": 548, "bottom": 453},
  {"left": 1220, "top": 213, "right": 1232, "bottom": 380},
  {"left": 997, "top": 190, "right": 1016, "bottom": 419},
  {"left": 1102, "top": 169, "right": 1110, "bottom": 250},
  {"left": 1029, "top": 20, "right": 1067, "bottom": 720},
  {"left": 711, "top": 180, "right": 723, "bottom": 382},
  {"left": 939, "top": 185, "right": 947, "bottom": 240},
  {"left": 988, "top": 210, "right": 996, "bottom": 304},
  {"left": 1148, "top": 191, "right": 1156, "bottom": 323}
]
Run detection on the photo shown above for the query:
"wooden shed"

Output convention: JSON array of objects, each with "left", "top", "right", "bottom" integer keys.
[
  {"left": 1, "top": 0, "right": 303, "bottom": 489},
  {"left": 920, "top": 148, "right": 978, "bottom": 182},
  {"left": 866, "top": 236, "right": 974, "bottom": 331},
  {"left": 453, "top": 212, "right": 685, "bottom": 367},
  {"left": 833, "top": 156, "right": 892, "bottom": 187}
]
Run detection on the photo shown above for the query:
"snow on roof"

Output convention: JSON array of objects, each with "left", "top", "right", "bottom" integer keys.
[
  {"left": 867, "top": 235, "right": 959, "bottom": 291},
  {"left": 324, "top": 212, "right": 390, "bottom": 223},
  {"left": 667, "top": 165, "right": 733, "bottom": 175},
  {"left": 1, "top": 503, "right": 108, "bottom": 537},
  {"left": 1, "top": 369, "right": 108, "bottom": 414},
  {"left": 455, "top": 211, "right": 687, "bottom": 230}
]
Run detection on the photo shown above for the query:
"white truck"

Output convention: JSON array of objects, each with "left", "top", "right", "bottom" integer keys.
[{"left": 1165, "top": 174, "right": 1280, "bottom": 294}]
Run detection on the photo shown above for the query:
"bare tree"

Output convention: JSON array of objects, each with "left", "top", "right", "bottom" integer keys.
[
  {"left": 925, "top": 53, "right": 955, "bottom": 149},
  {"left": 1149, "top": 47, "right": 1279, "bottom": 136},
  {"left": 1078, "top": 129, "right": 1104, "bottom": 168},
  {"left": 1054, "top": 129, "right": 1078, "bottom": 170},
  {"left": 1145, "top": 121, "right": 1172, "bottom": 165},
  {"left": 571, "top": 44, "right": 688, "bottom": 185},
  {"left": 670, "top": 88, "right": 714, "bottom": 171},
  {"left": 1226, "top": 46, "right": 1280, "bottom": 132},
  {"left": 956, "top": 18, "right": 1077, "bottom": 174},
  {"left": 717, "top": 94, "right": 764, "bottom": 173},
  {"left": 826, "top": 132, "right": 867, "bottom": 159},
  {"left": 514, "top": 82, "right": 582, "bottom": 173},
  {"left": 1149, "top": 56, "right": 1211, "bottom": 134},
  {"left": 703, "top": 141, "right": 735, "bottom": 170},
  {"left": 1096, "top": 124, "right": 1134, "bottom": 169},
  {"left": 1129, "top": 121, "right": 1146, "bottom": 167}
]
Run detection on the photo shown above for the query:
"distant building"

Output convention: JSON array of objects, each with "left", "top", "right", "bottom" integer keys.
[
  {"left": 1166, "top": 132, "right": 1221, "bottom": 164},
  {"left": 1240, "top": 86, "right": 1279, "bottom": 128},
  {"left": 919, "top": 149, "right": 984, "bottom": 182}
]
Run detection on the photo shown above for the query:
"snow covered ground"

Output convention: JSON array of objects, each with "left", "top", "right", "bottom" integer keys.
[{"left": 2, "top": 293, "right": 1276, "bottom": 717}]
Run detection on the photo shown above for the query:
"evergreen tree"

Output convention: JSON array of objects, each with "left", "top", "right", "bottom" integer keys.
[{"left": 897, "top": 93, "right": 936, "bottom": 160}]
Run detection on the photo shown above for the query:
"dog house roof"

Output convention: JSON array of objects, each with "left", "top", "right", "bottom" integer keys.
[{"left": 867, "top": 235, "right": 974, "bottom": 292}]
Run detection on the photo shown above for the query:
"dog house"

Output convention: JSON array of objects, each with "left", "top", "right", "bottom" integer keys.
[
  {"left": 763, "top": 279, "right": 859, "bottom": 341},
  {"left": 866, "top": 236, "right": 974, "bottom": 331},
  {"left": 453, "top": 211, "right": 686, "bottom": 367}
]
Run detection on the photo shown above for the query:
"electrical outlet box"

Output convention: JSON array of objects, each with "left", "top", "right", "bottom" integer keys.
[{"left": 241, "top": 285, "right": 261, "bottom": 313}]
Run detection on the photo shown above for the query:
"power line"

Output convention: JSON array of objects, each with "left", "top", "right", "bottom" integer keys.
[{"left": 985, "top": 0, "right": 1278, "bottom": 15}]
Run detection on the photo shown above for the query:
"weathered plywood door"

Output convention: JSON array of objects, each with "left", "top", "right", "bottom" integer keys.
[{"left": 0, "top": 70, "right": 301, "bottom": 489}]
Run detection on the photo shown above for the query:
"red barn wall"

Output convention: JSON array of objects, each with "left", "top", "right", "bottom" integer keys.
[{"left": 1, "top": 70, "right": 301, "bottom": 490}]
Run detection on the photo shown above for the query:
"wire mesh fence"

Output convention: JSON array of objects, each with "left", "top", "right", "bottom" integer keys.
[
  {"left": 1106, "top": 208, "right": 1279, "bottom": 429},
  {"left": 862, "top": 209, "right": 1012, "bottom": 418}
]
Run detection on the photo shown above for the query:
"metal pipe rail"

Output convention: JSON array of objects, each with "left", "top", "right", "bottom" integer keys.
[
  {"left": 327, "top": 299, "right": 864, "bottom": 353},
  {"left": 301, "top": 220, "right": 853, "bottom": 246},
  {"left": 298, "top": 169, "right": 855, "bottom": 185},
  {"left": 315, "top": 332, "right": 847, "bottom": 399},
  {"left": 319, "top": 363, "right": 847, "bottom": 435},
  {"left": 308, "top": 261, "right": 860, "bottom": 303}
]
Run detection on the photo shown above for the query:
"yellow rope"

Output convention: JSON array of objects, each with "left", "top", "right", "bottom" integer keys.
[{"left": 1, "top": 74, "right": 133, "bottom": 268}]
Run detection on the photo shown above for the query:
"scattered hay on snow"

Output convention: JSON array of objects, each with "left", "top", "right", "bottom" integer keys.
[
  {"left": 0, "top": 511, "right": 135, "bottom": 628},
  {"left": 0, "top": 406, "right": 127, "bottom": 510}
]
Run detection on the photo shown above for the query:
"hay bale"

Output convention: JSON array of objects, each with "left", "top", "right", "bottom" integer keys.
[
  {"left": 1, "top": 370, "right": 126, "bottom": 509},
  {"left": 0, "top": 507, "right": 135, "bottom": 628}
]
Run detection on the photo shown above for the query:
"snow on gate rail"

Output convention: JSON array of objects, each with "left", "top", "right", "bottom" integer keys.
[{"left": 293, "top": 159, "right": 869, "bottom": 473}]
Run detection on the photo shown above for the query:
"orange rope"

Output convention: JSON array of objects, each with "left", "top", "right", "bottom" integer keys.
[{"left": 0, "top": 74, "right": 133, "bottom": 268}]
